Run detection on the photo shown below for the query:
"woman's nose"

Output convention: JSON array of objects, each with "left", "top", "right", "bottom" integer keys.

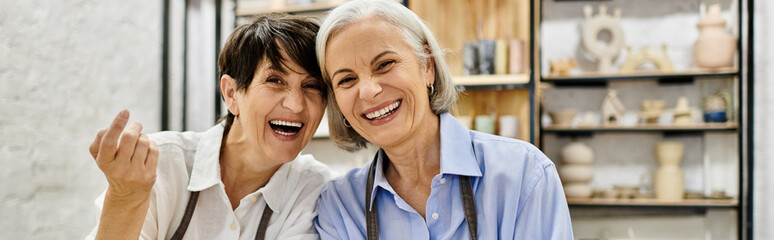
[
  {"left": 281, "top": 90, "right": 305, "bottom": 113},
  {"left": 359, "top": 78, "right": 382, "bottom": 101}
]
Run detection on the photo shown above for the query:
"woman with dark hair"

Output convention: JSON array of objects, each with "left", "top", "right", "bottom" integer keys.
[
  {"left": 85, "top": 14, "right": 333, "bottom": 240},
  {"left": 313, "top": 0, "right": 573, "bottom": 239}
]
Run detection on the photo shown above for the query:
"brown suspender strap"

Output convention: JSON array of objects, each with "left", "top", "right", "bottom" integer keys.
[
  {"left": 365, "top": 155, "right": 379, "bottom": 240},
  {"left": 170, "top": 191, "right": 200, "bottom": 240},
  {"left": 169, "top": 191, "right": 273, "bottom": 240},
  {"left": 254, "top": 204, "right": 274, "bottom": 240},
  {"left": 365, "top": 152, "right": 478, "bottom": 240},
  {"left": 460, "top": 176, "right": 478, "bottom": 240}
]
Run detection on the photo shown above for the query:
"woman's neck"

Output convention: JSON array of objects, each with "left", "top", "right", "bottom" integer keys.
[
  {"left": 383, "top": 113, "right": 441, "bottom": 185},
  {"left": 219, "top": 120, "right": 281, "bottom": 210}
]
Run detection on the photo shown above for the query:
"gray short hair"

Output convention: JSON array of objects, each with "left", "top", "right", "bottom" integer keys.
[{"left": 317, "top": 0, "right": 458, "bottom": 152}]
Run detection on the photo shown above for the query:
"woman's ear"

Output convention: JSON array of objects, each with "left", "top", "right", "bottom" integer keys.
[
  {"left": 220, "top": 74, "right": 239, "bottom": 116},
  {"left": 423, "top": 44, "right": 436, "bottom": 87}
]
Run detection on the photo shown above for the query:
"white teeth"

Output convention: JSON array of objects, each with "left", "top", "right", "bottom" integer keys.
[
  {"left": 269, "top": 120, "right": 302, "bottom": 127},
  {"left": 272, "top": 129, "right": 297, "bottom": 136},
  {"left": 365, "top": 100, "right": 401, "bottom": 120}
]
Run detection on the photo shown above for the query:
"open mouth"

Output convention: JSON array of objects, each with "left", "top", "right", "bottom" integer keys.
[
  {"left": 363, "top": 100, "right": 401, "bottom": 120},
  {"left": 268, "top": 120, "right": 304, "bottom": 136}
]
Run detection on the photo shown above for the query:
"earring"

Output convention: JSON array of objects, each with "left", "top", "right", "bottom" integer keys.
[
  {"left": 344, "top": 119, "right": 351, "bottom": 128},
  {"left": 427, "top": 84, "right": 435, "bottom": 96}
]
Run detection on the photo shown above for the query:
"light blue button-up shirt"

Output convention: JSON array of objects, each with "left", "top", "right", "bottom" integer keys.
[{"left": 315, "top": 113, "right": 573, "bottom": 239}]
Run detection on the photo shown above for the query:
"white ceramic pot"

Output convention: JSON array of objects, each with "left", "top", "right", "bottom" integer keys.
[
  {"left": 564, "top": 183, "right": 593, "bottom": 198},
  {"left": 562, "top": 142, "right": 594, "bottom": 164},
  {"left": 694, "top": 4, "right": 737, "bottom": 69},
  {"left": 559, "top": 164, "right": 594, "bottom": 183}
]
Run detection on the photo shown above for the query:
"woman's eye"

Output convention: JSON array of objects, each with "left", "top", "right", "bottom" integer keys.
[
  {"left": 377, "top": 60, "right": 395, "bottom": 71},
  {"left": 304, "top": 83, "right": 323, "bottom": 91},
  {"left": 266, "top": 77, "right": 283, "bottom": 84},
  {"left": 337, "top": 77, "right": 356, "bottom": 88}
]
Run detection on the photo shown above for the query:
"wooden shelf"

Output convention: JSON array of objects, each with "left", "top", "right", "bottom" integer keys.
[
  {"left": 567, "top": 198, "right": 738, "bottom": 209},
  {"left": 542, "top": 69, "right": 738, "bottom": 84},
  {"left": 453, "top": 74, "right": 530, "bottom": 89},
  {"left": 236, "top": 1, "right": 347, "bottom": 16},
  {"left": 542, "top": 123, "right": 738, "bottom": 133}
]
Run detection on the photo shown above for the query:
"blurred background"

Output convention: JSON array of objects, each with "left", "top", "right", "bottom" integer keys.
[{"left": 0, "top": 0, "right": 772, "bottom": 239}]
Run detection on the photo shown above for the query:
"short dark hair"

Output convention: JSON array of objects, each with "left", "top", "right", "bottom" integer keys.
[{"left": 217, "top": 14, "right": 322, "bottom": 135}]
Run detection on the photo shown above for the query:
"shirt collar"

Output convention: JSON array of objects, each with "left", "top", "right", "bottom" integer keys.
[
  {"left": 255, "top": 160, "right": 295, "bottom": 212},
  {"left": 367, "top": 113, "right": 482, "bottom": 209},
  {"left": 438, "top": 113, "right": 482, "bottom": 177},
  {"left": 187, "top": 123, "right": 226, "bottom": 192}
]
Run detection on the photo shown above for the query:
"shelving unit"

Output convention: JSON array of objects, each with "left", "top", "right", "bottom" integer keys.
[
  {"left": 453, "top": 74, "right": 530, "bottom": 88},
  {"left": 543, "top": 69, "right": 738, "bottom": 84},
  {"left": 543, "top": 123, "right": 738, "bottom": 133},
  {"left": 536, "top": 0, "right": 750, "bottom": 239},
  {"left": 236, "top": 1, "right": 347, "bottom": 16},
  {"left": 567, "top": 198, "right": 738, "bottom": 209},
  {"left": 411, "top": 0, "right": 537, "bottom": 143}
]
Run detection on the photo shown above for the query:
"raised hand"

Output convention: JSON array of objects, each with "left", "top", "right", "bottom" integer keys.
[
  {"left": 90, "top": 110, "right": 159, "bottom": 240},
  {"left": 90, "top": 110, "right": 158, "bottom": 201}
]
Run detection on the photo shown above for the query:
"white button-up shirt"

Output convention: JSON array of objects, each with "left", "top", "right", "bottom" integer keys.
[{"left": 86, "top": 123, "right": 335, "bottom": 240}]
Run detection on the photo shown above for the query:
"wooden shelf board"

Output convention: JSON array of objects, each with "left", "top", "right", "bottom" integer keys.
[
  {"left": 236, "top": 1, "right": 346, "bottom": 16},
  {"left": 567, "top": 198, "right": 738, "bottom": 208},
  {"left": 453, "top": 74, "right": 530, "bottom": 86},
  {"left": 542, "top": 123, "right": 738, "bottom": 133},
  {"left": 542, "top": 68, "right": 738, "bottom": 83}
]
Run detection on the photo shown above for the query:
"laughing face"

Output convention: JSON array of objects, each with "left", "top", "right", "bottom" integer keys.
[
  {"left": 324, "top": 17, "right": 437, "bottom": 149},
  {"left": 229, "top": 52, "right": 326, "bottom": 164}
]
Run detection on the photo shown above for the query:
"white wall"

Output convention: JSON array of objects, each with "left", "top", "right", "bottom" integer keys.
[
  {"left": 753, "top": 1, "right": 773, "bottom": 239},
  {"left": 0, "top": 0, "right": 162, "bottom": 238}
]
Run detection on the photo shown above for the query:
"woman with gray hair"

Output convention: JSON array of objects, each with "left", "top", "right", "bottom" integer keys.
[{"left": 314, "top": 0, "right": 573, "bottom": 239}]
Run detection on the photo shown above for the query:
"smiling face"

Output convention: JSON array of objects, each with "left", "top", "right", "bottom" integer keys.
[
  {"left": 230, "top": 53, "right": 326, "bottom": 164},
  {"left": 324, "top": 17, "right": 437, "bottom": 149}
]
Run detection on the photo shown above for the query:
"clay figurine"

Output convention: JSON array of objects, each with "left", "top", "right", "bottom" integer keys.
[{"left": 601, "top": 90, "right": 625, "bottom": 126}]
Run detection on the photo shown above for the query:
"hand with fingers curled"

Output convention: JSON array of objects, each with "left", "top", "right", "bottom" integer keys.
[{"left": 90, "top": 109, "right": 159, "bottom": 204}]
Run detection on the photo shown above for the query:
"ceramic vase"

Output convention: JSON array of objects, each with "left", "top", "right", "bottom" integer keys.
[
  {"left": 694, "top": 4, "right": 736, "bottom": 69},
  {"left": 474, "top": 115, "right": 495, "bottom": 134},
  {"left": 654, "top": 141, "right": 685, "bottom": 201},
  {"left": 560, "top": 142, "right": 594, "bottom": 198}
]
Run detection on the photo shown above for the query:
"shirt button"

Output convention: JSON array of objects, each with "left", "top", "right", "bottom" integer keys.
[
  {"left": 439, "top": 178, "right": 447, "bottom": 184},
  {"left": 249, "top": 196, "right": 257, "bottom": 202},
  {"left": 230, "top": 223, "right": 237, "bottom": 230},
  {"left": 432, "top": 213, "right": 439, "bottom": 219}
]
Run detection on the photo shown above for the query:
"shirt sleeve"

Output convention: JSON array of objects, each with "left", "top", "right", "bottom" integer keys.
[{"left": 513, "top": 157, "right": 574, "bottom": 240}]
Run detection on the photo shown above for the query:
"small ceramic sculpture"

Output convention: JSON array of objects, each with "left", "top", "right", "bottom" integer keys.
[
  {"left": 694, "top": 4, "right": 737, "bottom": 69},
  {"left": 549, "top": 109, "right": 578, "bottom": 127},
  {"left": 478, "top": 39, "right": 497, "bottom": 75},
  {"left": 582, "top": 4, "right": 624, "bottom": 73},
  {"left": 673, "top": 97, "right": 692, "bottom": 126},
  {"left": 640, "top": 100, "right": 666, "bottom": 123},
  {"left": 654, "top": 141, "right": 685, "bottom": 201},
  {"left": 549, "top": 58, "right": 577, "bottom": 76},
  {"left": 463, "top": 41, "right": 479, "bottom": 75},
  {"left": 576, "top": 111, "right": 602, "bottom": 127},
  {"left": 620, "top": 45, "right": 674, "bottom": 74},
  {"left": 509, "top": 39, "right": 526, "bottom": 74},
  {"left": 560, "top": 142, "right": 594, "bottom": 198},
  {"left": 495, "top": 39, "right": 509, "bottom": 75},
  {"left": 704, "top": 90, "right": 729, "bottom": 122},
  {"left": 475, "top": 115, "right": 496, "bottom": 134},
  {"left": 601, "top": 90, "right": 625, "bottom": 126},
  {"left": 498, "top": 115, "right": 519, "bottom": 138}
]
